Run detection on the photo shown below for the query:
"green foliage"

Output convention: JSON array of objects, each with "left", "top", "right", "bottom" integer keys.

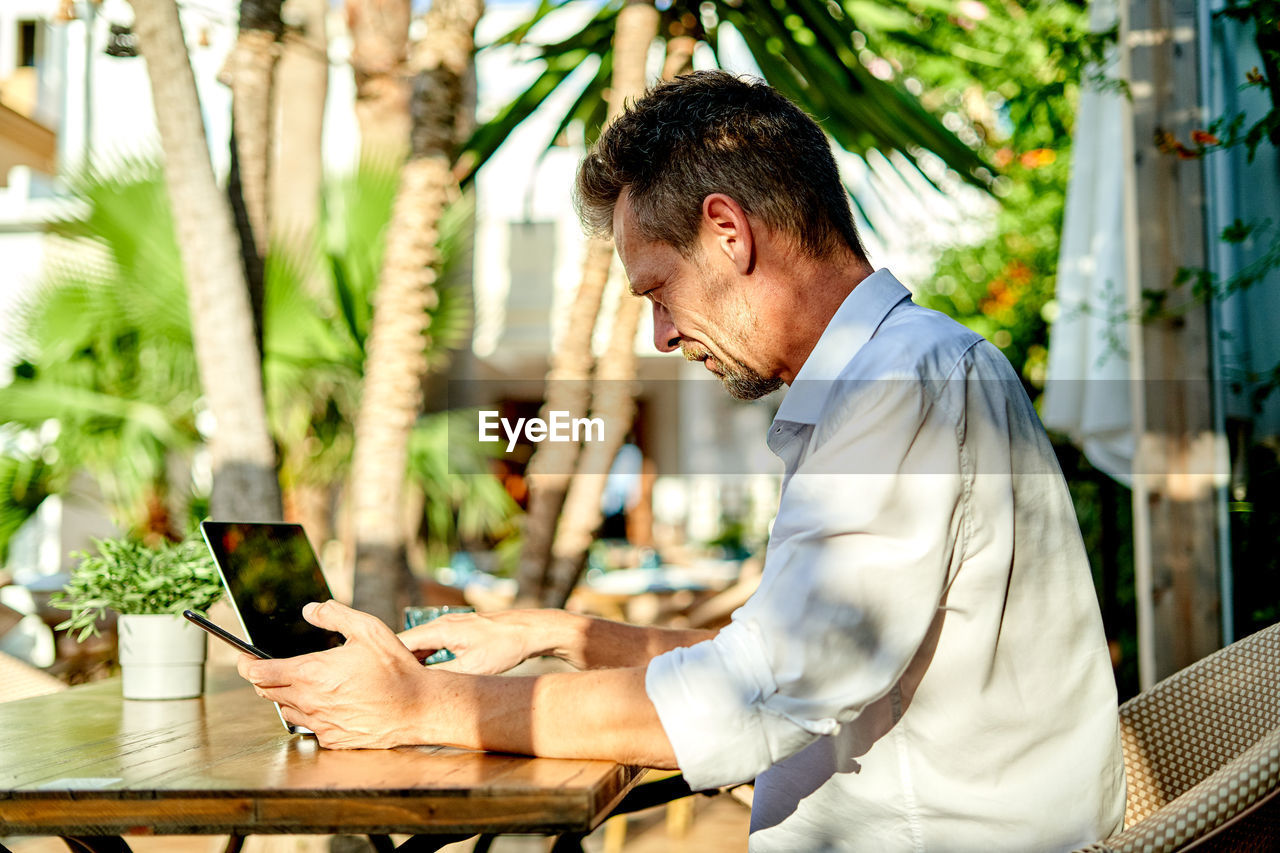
[
  {"left": 1, "top": 158, "right": 516, "bottom": 566},
  {"left": 52, "top": 537, "right": 223, "bottom": 640},
  {"left": 1214, "top": 0, "right": 1280, "bottom": 154},
  {"left": 0, "top": 160, "right": 203, "bottom": 541},
  {"left": 407, "top": 410, "right": 520, "bottom": 573},
  {"left": 0, "top": 449, "right": 56, "bottom": 564},
  {"left": 460, "top": 0, "right": 993, "bottom": 199},
  {"left": 265, "top": 164, "right": 477, "bottom": 488},
  {"left": 895, "top": 1, "right": 1109, "bottom": 388},
  {"left": 917, "top": 150, "right": 1070, "bottom": 387},
  {"left": 262, "top": 162, "right": 401, "bottom": 494}
]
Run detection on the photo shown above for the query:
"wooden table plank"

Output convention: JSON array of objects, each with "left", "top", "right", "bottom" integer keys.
[{"left": 0, "top": 669, "right": 642, "bottom": 835}]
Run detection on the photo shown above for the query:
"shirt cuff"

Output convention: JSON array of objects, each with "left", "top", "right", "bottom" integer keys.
[{"left": 644, "top": 619, "right": 821, "bottom": 790}]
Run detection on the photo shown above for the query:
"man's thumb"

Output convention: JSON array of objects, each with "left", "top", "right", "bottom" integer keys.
[{"left": 302, "top": 599, "right": 379, "bottom": 638}]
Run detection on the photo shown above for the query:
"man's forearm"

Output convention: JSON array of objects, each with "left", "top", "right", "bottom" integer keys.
[
  {"left": 420, "top": 665, "right": 679, "bottom": 768},
  {"left": 539, "top": 610, "right": 716, "bottom": 670}
]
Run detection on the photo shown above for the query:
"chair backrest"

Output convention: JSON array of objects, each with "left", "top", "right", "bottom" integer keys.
[
  {"left": 1118, "top": 621, "right": 1280, "bottom": 827},
  {"left": 0, "top": 649, "right": 65, "bottom": 703}
]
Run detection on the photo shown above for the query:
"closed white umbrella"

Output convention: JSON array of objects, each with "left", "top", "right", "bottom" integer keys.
[{"left": 1042, "top": 0, "right": 1134, "bottom": 486}]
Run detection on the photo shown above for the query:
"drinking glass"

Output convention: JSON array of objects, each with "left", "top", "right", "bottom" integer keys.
[{"left": 403, "top": 605, "right": 475, "bottom": 664}]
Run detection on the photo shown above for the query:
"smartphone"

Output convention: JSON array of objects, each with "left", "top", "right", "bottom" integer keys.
[{"left": 183, "top": 609, "right": 272, "bottom": 659}]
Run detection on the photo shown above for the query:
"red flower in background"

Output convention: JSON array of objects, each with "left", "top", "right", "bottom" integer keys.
[{"left": 1018, "top": 148, "right": 1056, "bottom": 169}]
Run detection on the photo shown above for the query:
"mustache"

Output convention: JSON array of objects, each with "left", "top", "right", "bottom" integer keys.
[{"left": 681, "top": 342, "right": 711, "bottom": 362}]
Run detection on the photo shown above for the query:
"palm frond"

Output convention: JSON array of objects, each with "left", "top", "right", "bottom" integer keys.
[
  {"left": 460, "top": 0, "right": 995, "bottom": 215},
  {"left": 0, "top": 453, "right": 55, "bottom": 564},
  {"left": 406, "top": 410, "right": 520, "bottom": 568},
  {"left": 458, "top": 2, "right": 620, "bottom": 186}
]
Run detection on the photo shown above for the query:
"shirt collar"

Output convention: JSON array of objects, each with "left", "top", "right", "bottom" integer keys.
[{"left": 772, "top": 268, "right": 912, "bottom": 426}]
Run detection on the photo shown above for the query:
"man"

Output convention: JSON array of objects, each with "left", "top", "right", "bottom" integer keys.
[{"left": 240, "top": 71, "right": 1126, "bottom": 850}]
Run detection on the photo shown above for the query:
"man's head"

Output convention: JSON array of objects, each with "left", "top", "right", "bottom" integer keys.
[
  {"left": 575, "top": 70, "right": 868, "bottom": 263},
  {"left": 575, "top": 71, "right": 870, "bottom": 400}
]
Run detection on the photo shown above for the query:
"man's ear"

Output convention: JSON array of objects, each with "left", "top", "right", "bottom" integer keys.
[{"left": 701, "top": 193, "right": 755, "bottom": 275}]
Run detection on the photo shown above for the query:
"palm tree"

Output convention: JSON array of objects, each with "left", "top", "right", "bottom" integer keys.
[
  {"left": 271, "top": 0, "right": 329, "bottom": 299},
  {"left": 537, "top": 30, "right": 700, "bottom": 608},
  {"left": 128, "top": 0, "right": 282, "bottom": 522},
  {"left": 348, "top": 0, "right": 486, "bottom": 626},
  {"left": 346, "top": 0, "right": 412, "bottom": 162},
  {"left": 224, "top": 0, "right": 285, "bottom": 337},
  {"left": 0, "top": 454, "right": 55, "bottom": 562},
  {"left": 269, "top": 0, "right": 333, "bottom": 544},
  {"left": 513, "top": 0, "right": 661, "bottom": 606},
  {"left": 0, "top": 161, "right": 512, "bottom": 568},
  {"left": 544, "top": 290, "right": 648, "bottom": 606},
  {"left": 460, "top": 1, "right": 990, "bottom": 194}
]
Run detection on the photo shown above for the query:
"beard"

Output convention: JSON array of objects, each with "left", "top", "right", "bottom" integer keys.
[
  {"left": 680, "top": 255, "right": 783, "bottom": 400},
  {"left": 682, "top": 343, "right": 783, "bottom": 401},
  {"left": 723, "top": 370, "right": 784, "bottom": 401}
]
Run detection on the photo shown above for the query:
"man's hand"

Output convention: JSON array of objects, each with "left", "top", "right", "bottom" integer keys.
[
  {"left": 398, "top": 609, "right": 550, "bottom": 675},
  {"left": 238, "top": 601, "right": 679, "bottom": 767},
  {"left": 236, "top": 600, "right": 431, "bottom": 749},
  {"left": 400, "top": 609, "right": 718, "bottom": 673}
]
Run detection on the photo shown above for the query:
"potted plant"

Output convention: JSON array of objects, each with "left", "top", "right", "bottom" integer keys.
[{"left": 54, "top": 537, "right": 223, "bottom": 700}]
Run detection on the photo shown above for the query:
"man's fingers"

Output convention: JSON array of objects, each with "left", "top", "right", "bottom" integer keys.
[
  {"left": 278, "top": 703, "right": 321, "bottom": 735},
  {"left": 235, "top": 653, "right": 258, "bottom": 678},
  {"left": 398, "top": 624, "right": 446, "bottom": 652},
  {"left": 399, "top": 612, "right": 481, "bottom": 650},
  {"left": 255, "top": 683, "right": 302, "bottom": 710},
  {"left": 302, "top": 599, "right": 387, "bottom": 639},
  {"left": 237, "top": 655, "right": 298, "bottom": 688},
  {"left": 427, "top": 657, "right": 465, "bottom": 672}
]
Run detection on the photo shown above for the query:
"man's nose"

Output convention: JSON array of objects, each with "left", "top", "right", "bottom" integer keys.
[{"left": 652, "top": 302, "right": 680, "bottom": 353}]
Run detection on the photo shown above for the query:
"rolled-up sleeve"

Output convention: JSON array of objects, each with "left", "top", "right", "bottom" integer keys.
[{"left": 645, "top": 374, "right": 969, "bottom": 791}]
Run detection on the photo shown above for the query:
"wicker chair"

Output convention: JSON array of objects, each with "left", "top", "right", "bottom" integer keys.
[
  {"left": 1075, "top": 622, "right": 1280, "bottom": 852},
  {"left": 0, "top": 649, "right": 65, "bottom": 704}
]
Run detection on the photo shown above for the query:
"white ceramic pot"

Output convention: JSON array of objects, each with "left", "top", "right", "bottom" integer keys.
[{"left": 117, "top": 614, "right": 207, "bottom": 700}]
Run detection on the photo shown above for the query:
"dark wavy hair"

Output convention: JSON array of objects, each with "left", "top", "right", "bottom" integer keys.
[{"left": 575, "top": 70, "right": 868, "bottom": 262}]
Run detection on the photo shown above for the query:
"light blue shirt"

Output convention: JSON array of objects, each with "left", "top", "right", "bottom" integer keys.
[{"left": 645, "top": 269, "right": 1125, "bottom": 851}]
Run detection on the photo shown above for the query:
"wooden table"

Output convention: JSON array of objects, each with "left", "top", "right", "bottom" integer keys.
[{"left": 0, "top": 670, "right": 642, "bottom": 845}]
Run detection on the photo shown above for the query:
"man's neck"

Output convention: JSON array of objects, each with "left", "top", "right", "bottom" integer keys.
[{"left": 773, "top": 256, "right": 875, "bottom": 385}]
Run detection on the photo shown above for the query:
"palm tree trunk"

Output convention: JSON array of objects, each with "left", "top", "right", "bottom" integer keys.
[
  {"left": 271, "top": 0, "right": 329, "bottom": 292},
  {"left": 129, "top": 0, "right": 282, "bottom": 522},
  {"left": 349, "top": 0, "right": 483, "bottom": 627},
  {"left": 285, "top": 482, "right": 333, "bottom": 552},
  {"left": 662, "top": 35, "right": 695, "bottom": 80},
  {"left": 609, "top": 0, "right": 660, "bottom": 102},
  {"left": 514, "top": 0, "right": 660, "bottom": 605},
  {"left": 540, "top": 30, "right": 691, "bottom": 608},
  {"left": 543, "top": 293, "right": 645, "bottom": 607},
  {"left": 346, "top": 0, "right": 412, "bottom": 164},
  {"left": 513, "top": 237, "right": 612, "bottom": 605},
  {"left": 224, "top": 0, "right": 284, "bottom": 346}
]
